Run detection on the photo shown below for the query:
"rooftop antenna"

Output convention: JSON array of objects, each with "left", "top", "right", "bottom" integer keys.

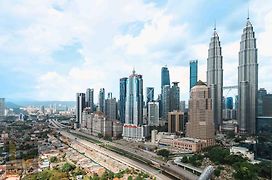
[{"left": 214, "top": 20, "right": 216, "bottom": 31}]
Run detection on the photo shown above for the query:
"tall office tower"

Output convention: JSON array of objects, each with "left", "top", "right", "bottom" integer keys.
[
  {"left": 258, "top": 88, "right": 267, "bottom": 116},
  {"left": 146, "top": 87, "right": 154, "bottom": 106},
  {"left": 180, "top": 101, "right": 186, "bottom": 112},
  {"left": 257, "top": 88, "right": 272, "bottom": 116},
  {"left": 123, "top": 70, "right": 149, "bottom": 141},
  {"left": 125, "top": 69, "right": 143, "bottom": 125},
  {"left": 0, "top": 98, "right": 5, "bottom": 118},
  {"left": 170, "top": 82, "right": 180, "bottom": 111},
  {"left": 119, "top": 77, "right": 127, "bottom": 123},
  {"left": 86, "top": 88, "right": 94, "bottom": 112},
  {"left": 225, "top": 97, "right": 234, "bottom": 109},
  {"left": 105, "top": 92, "right": 117, "bottom": 120},
  {"left": 190, "top": 60, "right": 198, "bottom": 90},
  {"left": 98, "top": 88, "right": 105, "bottom": 113},
  {"left": 186, "top": 81, "right": 215, "bottom": 140},
  {"left": 162, "top": 85, "right": 170, "bottom": 120},
  {"left": 238, "top": 17, "right": 258, "bottom": 134},
  {"left": 158, "top": 94, "right": 163, "bottom": 118},
  {"left": 76, "top": 93, "right": 85, "bottom": 125},
  {"left": 207, "top": 26, "right": 223, "bottom": 130},
  {"left": 148, "top": 101, "right": 159, "bottom": 126},
  {"left": 161, "top": 66, "right": 170, "bottom": 89}
]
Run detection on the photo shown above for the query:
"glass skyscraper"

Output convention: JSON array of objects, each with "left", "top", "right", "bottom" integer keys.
[
  {"left": 161, "top": 66, "right": 170, "bottom": 89},
  {"left": 170, "top": 82, "right": 180, "bottom": 111},
  {"left": 257, "top": 88, "right": 272, "bottom": 116},
  {"left": 162, "top": 85, "right": 170, "bottom": 119},
  {"left": 86, "top": 88, "right": 94, "bottom": 112},
  {"left": 146, "top": 87, "right": 154, "bottom": 106},
  {"left": 190, "top": 60, "right": 198, "bottom": 90},
  {"left": 119, "top": 77, "right": 127, "bottom": 123},
  {"left": 125, "top": 70, "right": 143, "bottom": 125},
  {"left": 98, "top": 88, "right": 105, "bottom": 113},
  {"left": 123, "top": 70, "right": 149, "bottom": 141},
  {"left": 76, "top": 93, "right": 85, "bottom": 125},
  {"left": 225, "top": 97, "right": 233, "bottom": 109}
]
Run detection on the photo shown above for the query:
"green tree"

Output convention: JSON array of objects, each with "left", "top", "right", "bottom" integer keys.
[
  {"left": 233, "top": 162, "right": 257, "bottom": 180},
  {"left": 206, "top": 146, "right": 230, "bottom": 164},
  {"left": 61, "top": 163, "right": 76, "bottom": 173},
  {"left": 214, "top": 168, "right": 221, "bottom": 177},
  {"left": 50, "top": 156, "right": 58, "bottom": 163},
  {"left": 224, "top": 154, "right": 246, "bottom": 165},
  {"left": 181, "top": 156, "right": 188, "bottom": 163},
  {"left": 73, "top": 167, "right": 86, "bottom": 176},
  {"left": 256, "top": 161, "right": 272, "bottom": 179},
  {"left": 98, "top": 133, "right": 103, "bottom": 138},
  {"left": 157, "top": 149, "right": 170, "bottom": 158}
]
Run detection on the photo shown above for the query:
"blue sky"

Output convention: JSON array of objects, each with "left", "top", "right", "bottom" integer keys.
[{"left": 0, "top": 0, "right": 271, "bottom": 102}]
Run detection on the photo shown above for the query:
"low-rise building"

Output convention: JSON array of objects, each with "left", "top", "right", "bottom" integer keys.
[
  {"left": 151, "top": 131, "right": 176, "bottom": 144},
  {"left": 159, "top": 137, "right": 214, "bottom": 152},
  {"left": 230, "top": 146, "right": 254, "bottom": 161},
  {"left": 122, "top": 124, "right": 150, "bottom": 141},
  {"left": 221, "top": 120, "right": 238, "bottom": 133},
  {"left": 152, "top": 130, "right": 214, "bottom": 152}
]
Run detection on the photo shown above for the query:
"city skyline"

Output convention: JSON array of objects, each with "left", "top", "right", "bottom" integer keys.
[
  {"left": 0, "top": 1, "right": 271, "bottom": 180},
  {"left": 0, "top": 0, "right": 272, "bottom": 102}
]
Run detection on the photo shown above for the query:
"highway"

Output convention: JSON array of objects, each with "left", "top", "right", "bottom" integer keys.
[
  {"left": 72, "top": 130, "right": 199, "bottom": 180},
  {"left": 60, "top": 131, "right": 171, "bottom": 180},
  {"left": 50, "top": 119, "right": 200, "bottom": 180}
]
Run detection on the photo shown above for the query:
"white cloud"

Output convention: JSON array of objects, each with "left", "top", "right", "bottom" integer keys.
[{"left": 1, "top": 0, "right": 272, "bottom": 101}]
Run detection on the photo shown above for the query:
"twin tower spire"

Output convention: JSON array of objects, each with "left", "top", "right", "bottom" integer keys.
[
  {"left": 207, "top": 17, "right": 258, "bottom": 134},
  {"left": 207, "top": 21, "right": 223, "bottom": 131}
]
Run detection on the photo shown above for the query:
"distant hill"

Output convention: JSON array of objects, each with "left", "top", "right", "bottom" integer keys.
[
  {"left": 6, "top": 102, "right": 23, "bottom": 109},
  {"left": 11, "top": 101, "right": 76, "bottom": 108}
]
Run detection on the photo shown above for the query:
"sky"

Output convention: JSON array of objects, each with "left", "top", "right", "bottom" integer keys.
[{"left": 0, "top": 0, "right": 271, "bottom": 103}]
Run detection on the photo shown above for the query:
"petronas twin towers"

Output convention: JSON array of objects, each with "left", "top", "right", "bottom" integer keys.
[
  {"left": 207, "top": 17, "right": 258, "bottom": 134},
  {"left": 238, "top": 18, "right": 258, "bottom": 134},
  {"left": 207, "top": 27, "right": 223, "bottom": 131}
]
